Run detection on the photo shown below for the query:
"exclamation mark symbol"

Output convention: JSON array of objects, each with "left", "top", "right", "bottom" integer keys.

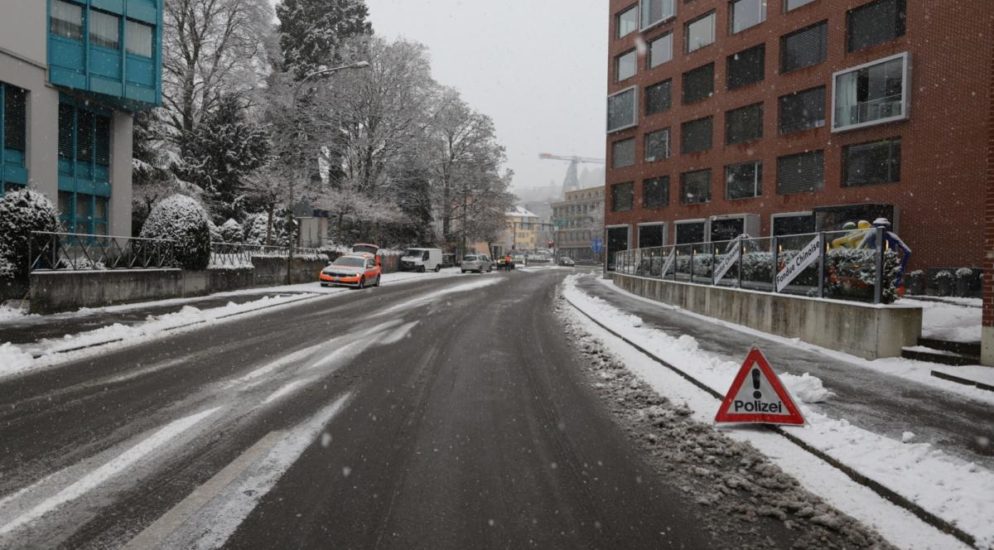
[{"left": 752, "top": 370, "right": 762, "bottom": 399}]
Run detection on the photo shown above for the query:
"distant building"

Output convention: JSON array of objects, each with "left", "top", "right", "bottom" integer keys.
[
  {"left": 497, "top": 206, "right": 554, "bottom": 254},
  {"left": 552, "top": 186, "right": 605, "bottom": 262},
  {"left": 0, "top": 0, "right": 162, "bottom": 236},
  {"left": 604, "top": 0, "right": 992, "bottom": 271}
]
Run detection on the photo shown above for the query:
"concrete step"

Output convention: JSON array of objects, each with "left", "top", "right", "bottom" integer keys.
[
  {"left": 901, "top": 346, "right": 981, "bottom": 367},
  {"left": 917, "top": 337, "right": 982, "bottom": 358}
]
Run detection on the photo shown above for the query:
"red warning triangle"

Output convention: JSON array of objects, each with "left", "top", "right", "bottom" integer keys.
[{"left": 714, "top": 348, "right": 805, "bottom": 426}]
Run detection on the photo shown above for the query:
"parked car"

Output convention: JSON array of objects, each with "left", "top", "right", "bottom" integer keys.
[
  {"left": 558, "top": 256, "right": 576, "bottom": 267},
  {"left": 400, "top": 248, "right": 443, "bottom": 272},
  {"left": 320, "top": 253, "right": 382, "bottom": 288},
  {"left": 461, "top": 254, "right": 493, "bottom": 273}
]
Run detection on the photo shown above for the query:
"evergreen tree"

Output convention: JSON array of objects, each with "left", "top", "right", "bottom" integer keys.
[{"left": 276, "top": 0, "right": 372, "bottom": 79}]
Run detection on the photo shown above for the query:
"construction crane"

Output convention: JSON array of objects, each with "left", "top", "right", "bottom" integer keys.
[{"left": 539, "top": 153, "right": 605, "bottom": 196}]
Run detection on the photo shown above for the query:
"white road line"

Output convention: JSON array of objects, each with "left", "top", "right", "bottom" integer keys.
[
  {"left": 262, "top": 378, "right": 312, "bottom": 404},
  {"left": 0, "top": 407, "right": 220, "bottom": 537},
  {"left": 225, "top": 344, "right": 325, "bottom": 389}
]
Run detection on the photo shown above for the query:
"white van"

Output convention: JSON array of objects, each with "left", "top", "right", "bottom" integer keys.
[{"left": 400, "top": 248, "right": 443, "bottom": 272}]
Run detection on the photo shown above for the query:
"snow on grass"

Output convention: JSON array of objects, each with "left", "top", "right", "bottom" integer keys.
[
  {"left": 563, "top": 276, "right": 994, "bottom": 548},
  {"left": 900, "top": 298, "right": 981, "bottom": 343}
]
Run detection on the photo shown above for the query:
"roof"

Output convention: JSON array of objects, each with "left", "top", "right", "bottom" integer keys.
[{"left": 507, "top": 206, "right": 538, "bottom": 218}]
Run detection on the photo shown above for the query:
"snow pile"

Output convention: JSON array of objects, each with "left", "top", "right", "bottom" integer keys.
[
  {"left": 780, "top": 373, "right": 834, "bottom": 404},
  {"left": 0, "top": 342, "right": 35, "bottom": 378},
  {"left": 0, "top": 302, "right": 29, "bottom": 322},
  {"left": 139, "top": 194, "right": 211, "bottom": 270}
]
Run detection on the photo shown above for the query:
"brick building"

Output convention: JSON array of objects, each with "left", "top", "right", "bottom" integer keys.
[
  {"left": 604, "top": 0, "right": 993, "bottom": 272},
  {"left": 552, "top": 186, "right": 605, "bottom": 262},
  {"left": 983, "top": 27, "right": 994, "bottom": 366}
]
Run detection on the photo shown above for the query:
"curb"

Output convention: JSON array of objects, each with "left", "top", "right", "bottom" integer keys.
[{"left": 931, "top": 370, "right": 994, "bottom": 393}]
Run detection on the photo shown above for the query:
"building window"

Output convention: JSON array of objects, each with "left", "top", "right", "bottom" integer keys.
[
  {"left": 725, "top": 161, "right": 762, "bottom": 200},
  {"left": 773, "top": 213, "right": 815, "bottom": 236},
  {"left": 642, "top": 0, "right": 676, "bottom": 29},
  {"left": 843, "top": 138, "right": 901, "bottom": 187},
  {"left": 777, "top": 150, "right": 823, "bottom": 195},
  {"left": 648, "top": 33, "right": 673, "bottom": 68},
  {"left": 779, "top": 86, "right": 825, "bottom": 135},
  {"left": 727, "top": 44, "right": 765, "bottom": 90},
  {"left": 612, "top": 138, "right": 636, "bottom": 168},
  {"left": 643, "top": 177, "right": 670, "bottom": 208},
  {"left": 611, "top": 182, "right": 635, "bottom": 212},
  {"left": 682, "top": 63, "right": 714, "bottom": 104},
  {"left": 785, "top": 0, "right": 816, "bottom": 10},
  {"left": 847, "top": 0, "right": 905, "bottom": 52},
  {"left": 617, "top": 5, "right": 639, "bottom": 38},
  {"left": 725, "top": 103, "right": 763, "bottom": 145},
  {"left": 1, "top": 84, "right": 28, "bottom": 196},
  {"left": 681, "top": 169, "right": 711, "bottom": 204},
  {"left": 711, "top": 218, "right": 745, "bottom": 242},
  {"left": 51, "top": 0, "right": 84, "bottom": 40},
  {"left": 832, "top": 53, "right": 909, "bottom": 132},
  {"left": 645, "top": 128, "right": 671, "bottom": 162},
  {"left": 646, "top": 79, "right": 672, "bottom": 115},
  {"left": 616, "top": 50, "right": 637, "bottom": 81},
  {"left": 780, "top": 21, "right": 827, "bottom": 73},
  {"left": 681, "top": 117, "right": 712, "bottom": 154},
  {"left": 685, "top": 12, "right": 716, "bottom": 53},
  {"left": 58, "top": 100, "right": 112, "bottom": 234},
  {"left": 607, "top": 87, "right": 638, "bottom": 133},
  {"left": 89, "top": 10, "right": 120, "bottom": 49},
  {"left": 676, "top": 221, "right": 706, "bottom": 244},
  {"left": 639, "top": 224, "right": 666, "bottom": 248},
  {"left": 126, "top": 20, "right": 154, "bottom": 57},
  {"left": 731, "top": 0, "right": 767, "bottom": 34},
  {"left": 607, "top": 226, "right": 630, "bottom": 270}
]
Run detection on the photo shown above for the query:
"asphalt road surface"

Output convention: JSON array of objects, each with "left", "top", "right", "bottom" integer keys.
[{"left": 0, "top": 270, "right": 755, "bottom": 549}]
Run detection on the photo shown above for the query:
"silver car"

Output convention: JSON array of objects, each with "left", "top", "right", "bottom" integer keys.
[{"left": 461, "top": 254, "right": 493, "bottom": 273}]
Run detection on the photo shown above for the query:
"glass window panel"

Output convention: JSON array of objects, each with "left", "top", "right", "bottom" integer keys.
[
  {"left": 727, "top": 44, "right": 765, "bottom": 90},
  {"left": 778, "top": 86, "right": 825, "bottom": 134},
  {"left": 777, "top": 150, "right": 824, "bottom": 194},
  {"left": 681, "top": 117, "right": 712, "bottom": 154},
  {"left": 685, "top": 12, "right": 716, "bottom": 53},
  {"left": 773, "top": 214, "right": 815, "bottom": 236},
  {"left": 3, "top": 85, "right": 27, "bottom": 152},
  {"left": 843, "top": 138, "right": 901, "bottom": 187},
  {"left": 785, "top": 0, "right": 815, "bottom": 10},
  {"left": 781, "top": 22, "right": 827, "bottom": 73},
  {"left": 641, "top": 0, "right": 676, "bottom": 28},
  {"left": 833, "top": 56, "right": 907, "bottom": 130},
  {"left": 51, "top": 0, "right": 84, "bottom": 40},
  {"left": 95, "top": 116, "right": 111, "bottom": 166},
  {"left": 608, "top": 88, "right": 637, "bottom": 132},
  {"left": 725, "top": 103, "right": 763, "bottom": 145},
  {"left": 612, "top": 138, "right": 636, "bottom": 168},
  {"left": 77, "top": 110, "right": 94, "bottom": 163},
  {"left": 680, "top": 169, "right": 711, "bottom": 204},
  {"left": 642, "top": 177, "right": 669, "bottom": 208},
  {"left": 616, "top": 50, "right": 637, "bottom": 81},
  {"left": 725, "top": 162, "right": 763, "bottom": 199},
  {"left": 648, "top": 33, "right": 673, "bottom": 68},
  {"left": 676, "top": 222, "right": 705, "bottom": 245},
  {"left": 848, "top": 0, "right": 905, "bottom": 52},
  {"left": 646, "top": 80, "right": 672, "bottom": 115},
  {"left": 645, "top": 128, "right": 670, "bottom": 162},
  {"left": 126, "top": 20, "right": 154, "bottom": 57},
  {"left": 611, "top": 182, "right": 635, "bottom": 212},
  {"left": 682, "top": 63, "right": 714, "bottom": 104},
  {"left": 731, "top": 0, "right": 767, "bottom": 34},
  {"left": 58, "top": 103, "right": 75, "bottom": 160},
  {"left": 90, "top": 10, "right": 120, "bottom": 49},
  {"left": 639, "top": 224, "right": 665, "bottom": 248}
]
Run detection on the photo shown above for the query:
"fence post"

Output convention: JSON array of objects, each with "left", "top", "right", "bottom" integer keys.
[
  {"left": 771, "top": 236, "right": 779, "bottom": 293},
  {"left": 874, "top": 226, "right": 885, "bottom": 304},
  {"left": 737, "top": 239, "right": 743, "bottom": 289},
  {"left": 818, "top": 232, "right": 827, "bottom": 298}
]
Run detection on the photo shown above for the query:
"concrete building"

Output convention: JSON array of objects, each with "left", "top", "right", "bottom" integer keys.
[
  {"left": 604, "top": 0, "right": 993, "bottom": 271},
  {"left": 552, "top": 186, "right": 605, "bottom": 262},
  {"left": 0, "top": 0, "right": 162, "bottom": 236},
  {"left": 496, "top": 206, "right": 555, "bottom": 254}
]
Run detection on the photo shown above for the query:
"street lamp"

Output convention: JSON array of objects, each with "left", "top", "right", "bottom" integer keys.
[{"left": 285, "top": 60, "right": 370, "bottom": 285}]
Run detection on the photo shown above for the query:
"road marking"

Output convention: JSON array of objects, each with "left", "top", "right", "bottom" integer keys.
[
  {"left": 127, "top": 393, "right": 352, "bottom": 549},
  {"left": 262, "top": 378, "right": 313, "bottom": 404},
  {"left": 225, "top": 344, "right": 325, "bottom": 389},
  {"left": 375, "top": 278, "right": 505, "bottom": 316},
  {"left": 0, "top": 407, "right": 220, "bottom": 537}
]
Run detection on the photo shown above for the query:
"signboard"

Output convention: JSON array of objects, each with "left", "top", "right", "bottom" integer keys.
[
  {"left": 660, "top": 248, "right": 676, "bottom": 278},
  {"left": 591, "top": 237, "right": 603, "bottom": 254},
  {"left": 774, "top": 236, "right": 821, "bottom": 293},
  {"left": 714, "top": 348, "right": 805, "bottom": 426},
  {"left": 712, "top": 238, "right": 742, "bottom": 284}
]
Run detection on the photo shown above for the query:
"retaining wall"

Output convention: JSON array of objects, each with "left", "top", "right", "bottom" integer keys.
[{"left": 610, "top": 273, "right": 922, "bottom": 360}]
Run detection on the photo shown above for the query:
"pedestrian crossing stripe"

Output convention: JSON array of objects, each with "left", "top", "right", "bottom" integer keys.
[{"left": 714, "top": 347, "right": 805, "bottom": 426}]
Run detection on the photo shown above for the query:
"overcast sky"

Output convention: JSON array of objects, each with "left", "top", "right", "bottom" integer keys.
[{"left": 273, "top": 0, "right": 609, "bottom": 195}]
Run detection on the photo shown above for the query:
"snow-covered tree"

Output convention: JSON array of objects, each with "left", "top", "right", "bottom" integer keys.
[
  {"left": 0, "top": 190, "right": 61, "bottom": 281},
  {"left": 140, "top": 194, "right": 212, "bottom": 270},
  {"left": 276, "top": 0, "right": 372, "bottom": 79},
  {"left": 220, "top": 219, "right": 244, "bottom": 243},
  {"left": 243, "top": 211, "right": 295, "bottom": 246}
]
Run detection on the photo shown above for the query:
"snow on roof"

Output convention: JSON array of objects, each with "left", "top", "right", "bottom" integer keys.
[{"left": 507, "top": 206, "right": 538, "bottom": 218}]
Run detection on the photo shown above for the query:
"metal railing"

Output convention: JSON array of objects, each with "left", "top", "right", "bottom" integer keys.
[{"left": 613, "top": 228, "right": 901, "bottom": 304}]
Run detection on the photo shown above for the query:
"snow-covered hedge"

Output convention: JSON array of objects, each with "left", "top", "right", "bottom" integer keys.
[
  {"left": 139, "top": 194, "right": 211, "bottom": 270},
  {"left": 244, "top": 213, "right": 295, "bottom": 247},
  {"left": 0, "top": 190, "right": 61, "bottom": 280}
]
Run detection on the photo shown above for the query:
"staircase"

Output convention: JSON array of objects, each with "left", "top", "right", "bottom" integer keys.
[{"left": 901, "top": 338, "right": 981, "bottom": 366}]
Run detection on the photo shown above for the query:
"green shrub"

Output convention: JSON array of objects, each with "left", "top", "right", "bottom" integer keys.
[
  {"left": 0, "top": 190, "right": 61, "bottom": 281},
  {"left": 139, "top": 194, "right": 212, "bottom": 270}
]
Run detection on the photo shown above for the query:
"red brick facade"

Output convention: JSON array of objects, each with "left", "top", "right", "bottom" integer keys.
[
  {"left": 984, "top": 15, "right": 994, "bottom": 329},
  {"left": 605, "top": 0, "right": 994, "bottom": 272}
]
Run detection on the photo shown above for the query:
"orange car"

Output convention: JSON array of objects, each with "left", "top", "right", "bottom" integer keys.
[{"left": 319, "top": 253, "right": 382, "bottom": 289}]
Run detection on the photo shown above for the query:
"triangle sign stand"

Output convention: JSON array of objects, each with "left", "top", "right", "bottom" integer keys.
[{"left": 714, "top": 348, "right": 805, "bottom": 426}]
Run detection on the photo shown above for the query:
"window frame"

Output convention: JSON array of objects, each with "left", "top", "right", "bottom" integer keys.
[
  {"left": 640, "top": 0, "right": 677, "bottom": 32},
  {"left": 681, "top": 116, "right": 713, "bottom": 154},
  {"left": 612, "top": 137, "right": 637, "bottom": 168},
  {"left": 674, "top": 219, "right": 707, "bottom": 245},
  {"left": 607, "top": 86, "right": 639, "bottom": 133},
  {"left": 611, "top": 181, "right": 636, "bottom": 212},
  {"left": 846, "top": 0, "right": 906, "bottom": 53},
  {"left": 50, "top": 0, "right": 84, "bottom": 41},
  {"left": 644, "top": 128, "right": 671, "bottom": 162},
  {"left": 780, "top": 21, "right": 828, "bottom": 73},
  {"left": 725, "top": 161, "right": 763, "bottom": 200},
  {"left": 615, "top": 49, "right": 638, "bottom": 82},
  {"left": 776, "top": 150, "right": 824, "bottom": 195},
  {"left": 730, "top": 0, "right": 767, "bottom": 34},
  {"left": 616, "top": 4, "right": 640, "bottom": 38},
  {"left": 680, "top": 169, "right": 712, "bottom": 205},
  {"left": 126, "top": 19, "right": 155, "bottom": 58},
  {"left": 638, "top": 222, "right": 667, "bottom": 248},
  {"left": 831, "top": 52, "right": 910, "bottom": 133},
  {"left": 778, "top": 86, "right": 826, "bottom": 135},
  {"left": 842, "top": 137, "right": 902, "bottom": 187},
  {"left": 89, "top": 9, "right": 121, "bottom": 50},
  {"left": 682, "top": 62, "right": 714, "bottom": 104},
  {"left": 0, "top": 83, "right": 30, "bottom": 196},
  {"left": 642, "top": 176, "right": 670, "bottom": 208},
  {"left": 647, "top": 32, "right": 674, "bottom": 69},
  {"left": 726, "top": 43, "right": 765, "bottom": 90},
  {"left": 784, "top": 0, "right": 816, "bottom": 11},
  {"left": 645, "top": 79, "right": 672, "bottom": 115},
  {"left": 685, "top": 11, "right": 717, "bottom": 53},
  {"left": 725, "top": 102, "right": 764, "bottom": 145}
]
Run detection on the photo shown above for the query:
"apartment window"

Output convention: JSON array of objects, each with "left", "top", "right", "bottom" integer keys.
[
  {"left": 676, "top": 221, "right": 706, "bottom": 245},
  {"left": 648, "top": 33, "right": 673, "bottom": 68},
  {"left": 727, "top": 44, "right": 765, "bottom": 90},
  {"left": 779, "top": 86, "right": 825, "bottom": 134},
  {"left": 643, "top": 177, "right": 670, "bottom": 208},
  {"left": 731, "top": 0, "right": 767, "bottom": 34},
  {"left": 725, "top": 103, "right": 763, "bottom": 144},
  {"left": 781, "top": 22, "right": 827, "bottom": 73},
  {"left": 616, "top": 50, "right": 637, "bottom": 81},
  {"left": 681, "top": 170, "right": 711, "bottom": 204},
  {"left": 682, "top": 63, "right": 714, "bottom": 104},
  {"left": 833, "top": 53, "right": 909, "bottom": 131},
  {"left": 646, "top": 80, "right": 672, "bottom": 115},
  {"left": 617, "top": 6, "right": 639, "bottom": 38},
  {"left": 639, "top": 224, "right": 666, "bottom": 248},
  {"left": 612, "top": 138, "right": 636, "bottom": 168},
  {"left": 685, "top": 12, "right": 716, "bottom": 53},
  {"left": 607, "top": 88, "right": 638, "bottom": 133},
  {"left": 51, "top": 0, "right": 84, "bottom": 40},
  {"left": 785, "top": 0, "right": 816, "bottom": 10},
  {"left": 126, "top": 20, "right": 154, "bottom": 57},
  {"left": 1, "top": 84, "right": 28, "bottom": 195},
  {"left": 611, "top": 182, "right": 635, "bottom": 212},
  {"left": 645, "top": 129, "right": 671, "bottom": 162},
  {"left": 843, "top": 138, "right": 901, "bottom": 187},
  {"left": 58, "top": 100, "right": 112, "bottom": 178},
  {"left": 726, "top": 161, "right": 762, "bottom": 199},
  {"left": 848, "top": 0, "right": 906, "bottom": 52},
  {"left": 90, "top": 10, "right": 120, "bottom": 49},
  {"left": 642, "top": 0, "right": 676, "bottom": 29},
  {"left": 777, "top": 150, "right": 824, "bottom": 194},
  {"left": 681, "top": 117, "right": 712, "bottom": 154}
]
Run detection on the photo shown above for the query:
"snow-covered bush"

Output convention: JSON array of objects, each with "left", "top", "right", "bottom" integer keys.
[
  {"left": 220, "top": 219, "right": 244, "bottom": 243},
  {"left": 956, "top": 267, "right": 973, "bottom": 278},
  {"left": 934, "top": 270, "right": 953, "bottom": 281},
  {"left": 208, "top": 220, "right": 223, "bottom": 243},
  {"left": 243, "top": 212, "right": 295, "bottom": 247},
  {"left": 0, "top": 189, "right": 61, "bottom": 280},
  {"left": 139, "top": 194, "right": 211, "bottom": 270}
]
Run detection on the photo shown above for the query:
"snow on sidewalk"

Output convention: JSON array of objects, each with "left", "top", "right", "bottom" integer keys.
[
  {"left": 562, "top": 275, "right": 994, "bottom": 548},
  {"left": 899, "top": 298, "right": 981, "bottom": 343}
]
